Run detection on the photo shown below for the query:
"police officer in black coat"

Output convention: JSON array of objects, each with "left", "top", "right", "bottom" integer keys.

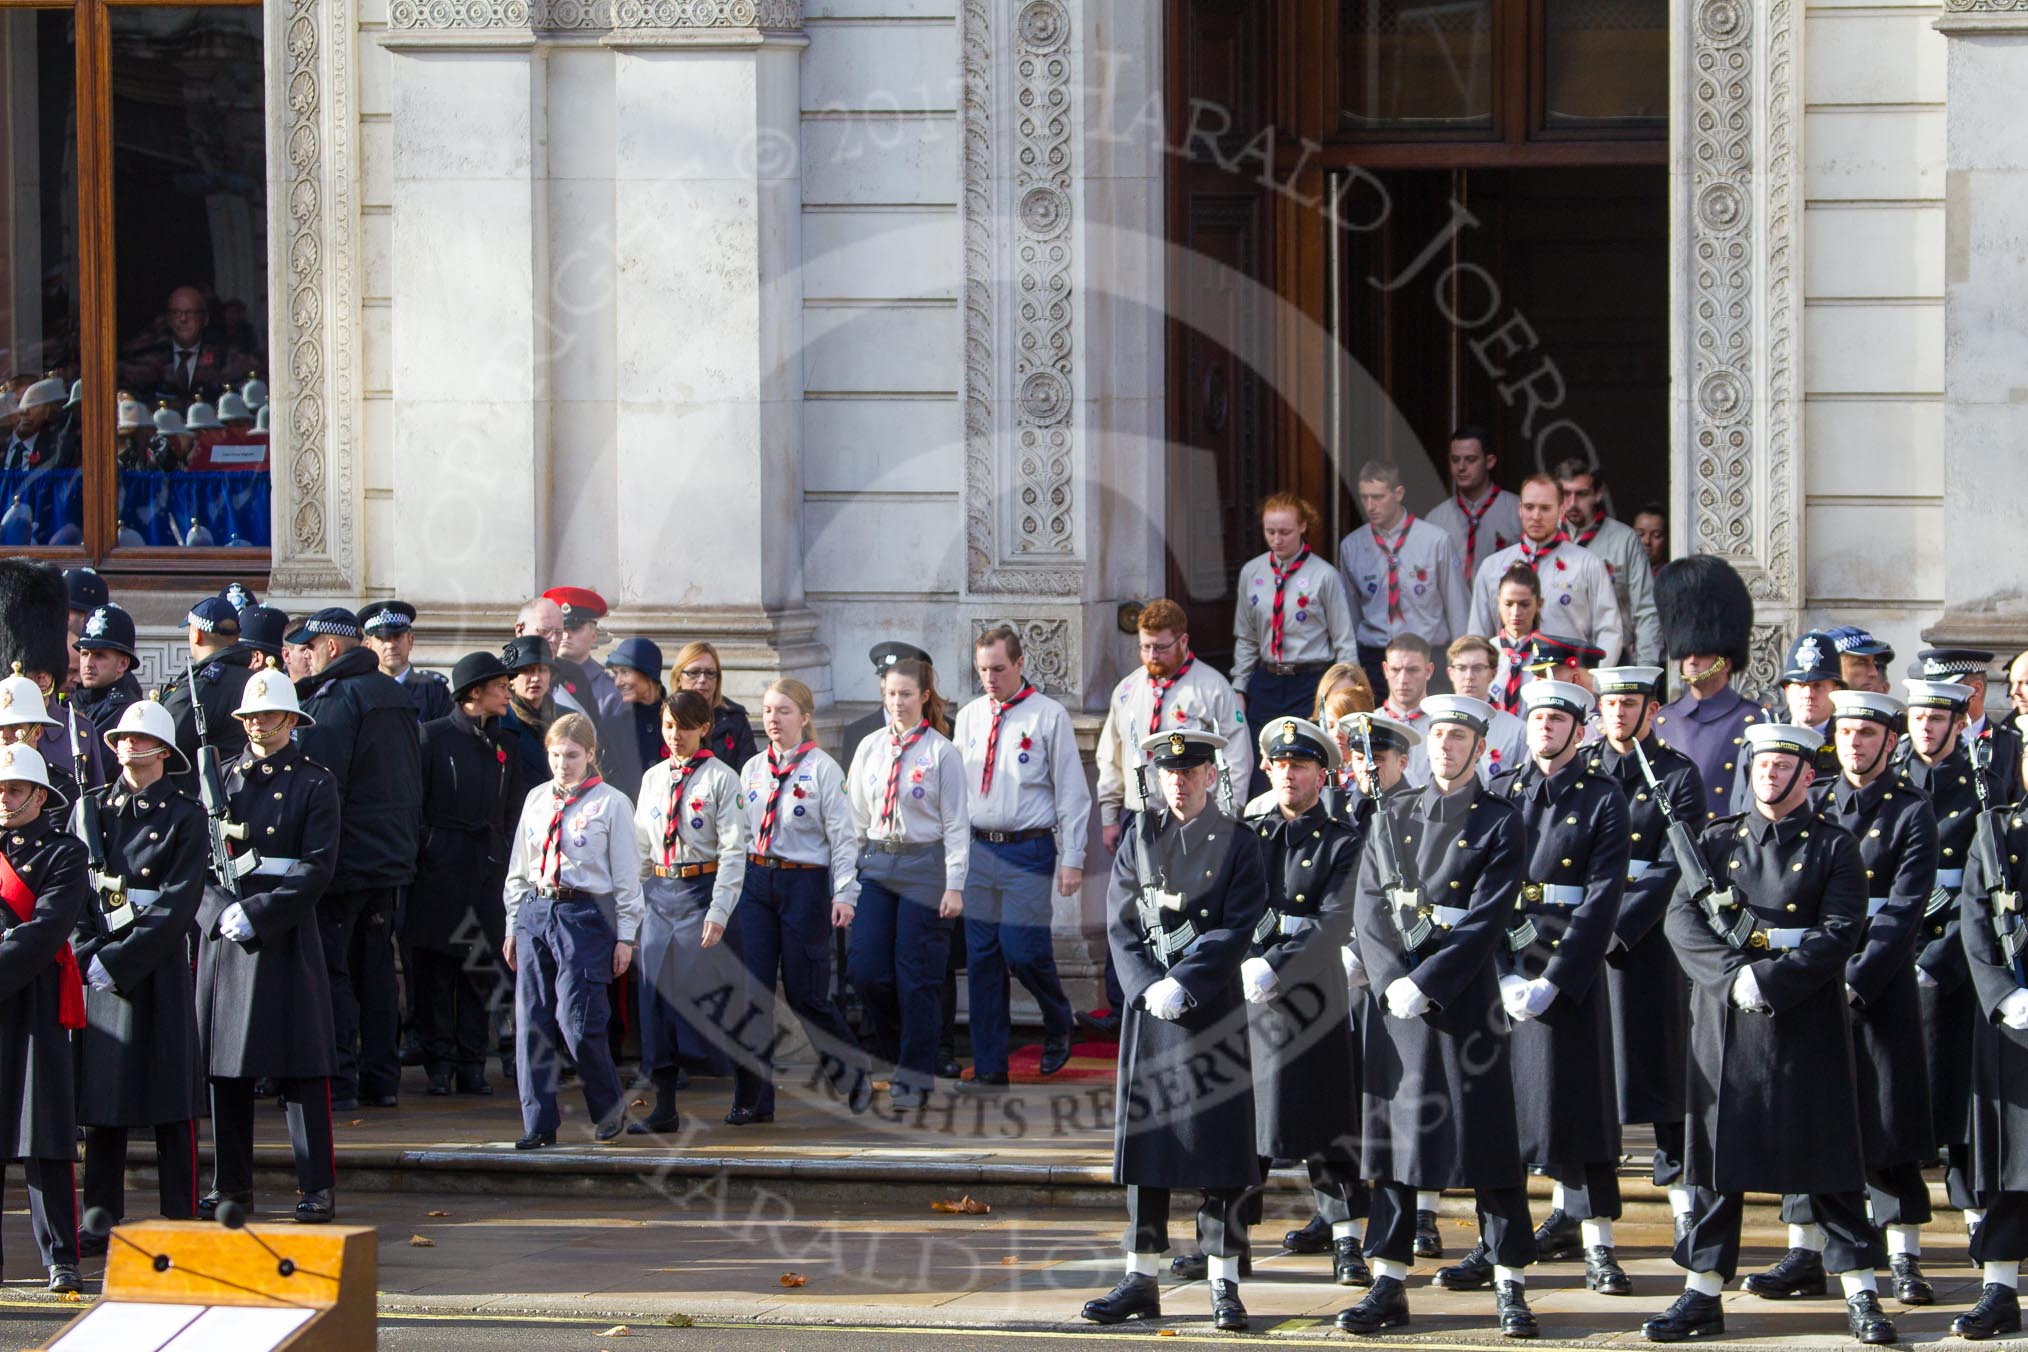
[
  {"left": 1744, "top": 690, "right": 1937, "bottom": 1307},
  {"left": 295, "top": 607, "right": 423, "bottom": 1110},
  {"left": 196, "top": 664, "right": 342, "bottom": 1223},
  {"left": 72, "top": 699, "right": 208, "bottom": 1244},
  {"left": 1644, "top": 723, "right": 1894, "bottom": 1346},
  {"left": 359, "top": 601, "right": 454, "bottom": 725},
  {"left": 0, "top": 742, "right": 89, "bottom": 1292},
  {"left": 1588, "top": 667, "right": 1706, "bottom": 1230},
  {"left": 407, "top": 652, "right": 521, "bottom": 1096},
  {"left": 1894, "top": 677, "right": 1983, "bottom": 1228},
  {"left": 157, "top": 596, "right": 256, "bottom": 790},
  {"left": 1462, "top": 679, "right": 1631, "bottom": 1298},
  {"left": 72, "top": 603, "right": 144, "bottom": 739},
  {"left": 1082, "top": 729, "right": 1265, "bottom": 1334},
  {"left": 1337, "top": 694, "right": 1540, "bottom": 1340},
  {"left": 239, "top": 604, "right": 291, "bottom": 666}
]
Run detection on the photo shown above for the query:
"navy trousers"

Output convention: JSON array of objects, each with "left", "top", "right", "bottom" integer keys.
[
  {"left": 731, "top": 865, "right": 864, "bottom": 1116},
  {"left": 964, "top": 835, "right": 1073, "bottom": 1076},
  {"left": 848, "top": 848, "right": 955, "bottom": 1092},
  {"left": 514, "top": 895, "right": 621, "bottom": 1136},
  {"left": 0, "top": 1158, "right": 77, "bottom": 1269}
]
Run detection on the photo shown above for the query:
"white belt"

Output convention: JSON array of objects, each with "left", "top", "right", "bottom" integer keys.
[
  {"left": 1761, "top": 927, "right": 1808, "bottom": 951},
  {"left": 127, "top": 888, "right": 164, "bottom": 911},
  {"left": 251, "top": 856, "right": 300, "bottom": 877},
  {"left": 1523, "top": 883, "right": 1586, "bottom": 907},
  {"left": 1431, "top": 905, "right": 1469, "bottom": 928},
  {"left": 1867, "top": 896, "right": 1890, "bottom": 918},
  {"left": 1938, "top": 868, "right": 1966, "bottom": 890},
  {"left": 1626, "top": 859, "right": 1655, "bottom": 881}
]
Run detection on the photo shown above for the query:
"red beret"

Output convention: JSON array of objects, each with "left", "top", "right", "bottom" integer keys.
[{"left": 542, "top": 586, "right": 609, "bottom": 622}]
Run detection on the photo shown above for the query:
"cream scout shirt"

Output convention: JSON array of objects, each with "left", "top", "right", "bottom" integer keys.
[
  {"left": 1426, "top": 485, "right": 1524, "bottom": 580},
  {"left": 1467, "top": 539, "right": 1624, "bottom": 666},
  {"left": 1228, "top": 549, "right": 1359, "bottom": 691},
  {"left": 1095, "top": 659, "right": 1254, "bottom": 824},
  {"left": 504, "top": 779, "right": 645, "bottom": 943},
  {"left": 846, "top": 724, "right": 972, "bottom": 892},
  {"left": 633, "top": 753, "right": 747, "bottom": 927},
  {"left": 952, "top": 689, "right": 1092, "bottom": 868},
  {"left": 737, "top": 745, "right": 861, "bottom": 907},
  {"left": 1338, "top": 516, "right": 1470, "bottom": 650}
]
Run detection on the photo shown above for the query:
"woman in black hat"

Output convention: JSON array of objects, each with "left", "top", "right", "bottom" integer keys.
[{"left": 407, "top": 652, "right": 523, "bottom": 1096}]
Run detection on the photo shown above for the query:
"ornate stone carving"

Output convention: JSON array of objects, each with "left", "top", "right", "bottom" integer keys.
[
  {"left": 972, "top": 617, "right": 1074, "bottom": 696},
  {"left": 1942, "top": 0, "right": 2028, "bottom": 9},
  {"left": 386, "top": 0, "right": 800, "bottom": 28},
  {"left": 960, "top": 0, "right": 1081, "bottom": 596}
]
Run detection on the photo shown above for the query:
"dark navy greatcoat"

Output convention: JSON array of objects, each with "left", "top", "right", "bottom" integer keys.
[
  {"left": 1816, "top": 771, "right": 1938, "bottom": 1167},
  {"left": 1491, "top": 757, "right": 1629, "bottom": 1169},
  {"left": 1589, "top": 737, "right": 1704, "bottom": 1125},
  {"left": 1106, "top": 807, "right": 1266, "bottom": 1191},
  {"left": 1960, "top": 805, "right": 2028, "bottom": 1194},
  {"left": 1666, "top": 807, "right": 1867, "bottom": 1196},
  {"left": 0, "top": 813, "right": 89, "bottom": 1159},
  {"left": 1893, "top": 740, "right": 1982, "bottom": 1152},
  {"left": 1653, "top": 683, "right": 1762, "bottom": 823},
  {"left": 71, "top": 778, "right": 207, "bottom": 1126},
  {"left": 1353, "top": 779, "right": 1527, "bottom": 1190}
]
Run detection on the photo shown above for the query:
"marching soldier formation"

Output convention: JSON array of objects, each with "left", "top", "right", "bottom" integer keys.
[{"left": 8, "top": 461, "right": 2028, "bottom": 1347}]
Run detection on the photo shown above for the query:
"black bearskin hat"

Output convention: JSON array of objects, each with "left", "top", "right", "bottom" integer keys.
[
  {"left": 0, "top": 560, "right": 69, "bottom": 682},
  {"left": 1656, "top": 554, "right": 1753, "bottom": 676}
]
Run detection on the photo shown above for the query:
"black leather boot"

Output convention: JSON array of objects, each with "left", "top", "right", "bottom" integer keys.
[
  {"left": 1210, "top": 1278, "right": 1248, "bottom": 1332},
  {"left": 1335, "top": 1274, "right": 1410, "bottom": 1333},
  {"left": 1531, "top": 1208, "right": 1581, "bottom": 1261},
  {"left": 1080, "top": 1272, "right": 1160, "bottom": 1325},
  {"left": 1888, "top": 1252, "right": 1932, "bottom": 1305},
  {"left": 1951, "top": 1283, "right": 2023, "bottom": 1340},
  {"left": 1742, "top": 1246, "right": 1827, "bottom": 1299},
  {"left": 1333, "top": 1235, "right": 1373, "bottom": 1286},
  {"left": 1586, "top": 1245, "right": 1632, "bottom": 1296},
  {"left": 1496, "top": 1280, "right": 1538, "bottom": 1339},
  {"left": 1642, "top": 1289, "right": 1723, "bottom": 1342},
  {"left": 1844, "top": 1289, "right": 1897, "bottom": 1345},
  {"left": 1434, "top": 1241, "right": 1494, "bottom": 1291},
  {"left": 1414, "top": 1208, "right": 1444, "bottom": 1258},
  {"left": 1284, "top": 1212, "right": 1331, "bottom": 1254},
  {"left": 1169, "top": 1248, "right": 1250, "bottom": 1279}
]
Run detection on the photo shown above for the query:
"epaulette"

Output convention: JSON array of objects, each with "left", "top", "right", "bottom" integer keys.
[
  {"left": 198, "top": 662, "right": 222, "bottom": 683},
  {"left": 419, "top": 668, "right": 448, "bottom": 683}
]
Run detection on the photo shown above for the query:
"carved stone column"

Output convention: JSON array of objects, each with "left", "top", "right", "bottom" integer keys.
[{"left": 1925, "top": 1, "right": 2028, "bottom": 657}]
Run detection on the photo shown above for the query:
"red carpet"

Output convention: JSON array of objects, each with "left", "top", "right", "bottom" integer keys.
[{"left": 962, "top": 1013, "right": 1120, "bottom": 1084}]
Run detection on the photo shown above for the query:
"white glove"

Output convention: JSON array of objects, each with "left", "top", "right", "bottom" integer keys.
[
  {"left": 86, "top": 956, "right": 115, "bottom": 993},
  {"left": 1384, "top": 976, "right": 1431, "bottom": 1020},
  {"left": 1341, "top": 944, "right": 1369, "bottom": 989},
  {"left": 1143, "top": 976, "right": 1190, "bottom": 1021},
  {"left": 1730, "top": 964, "right": 1769, "bottom": 1013},
  {"left": 2000, "top": 989, "right": 2028, "bottom": 1031},
  {"left": 219, "top": 902, "right": 255, "bottom": 943},
  {"left": 1916, "top": 966, "right": 1940, "bottom": 991},
  {"left": 1240, "top": 956, "right": 1278, "bottom": 1004},
  {"left": 1521, "top": 977, "right": 1558, "bottom": 1019},
  {"left": 1499, "top": 973, "right": 1531, "bottom": 1019}
]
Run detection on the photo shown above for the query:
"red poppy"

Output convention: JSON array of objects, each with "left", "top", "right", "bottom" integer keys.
[
  {"left": 1554, "top": 559, "right": 1567, "bottom": 572},
  {"left": 792, "top": 785, "right": 806, "bottom": 799},
  {"left": 1018, "top": 735, "right": 1032, "bottom": 751},
  {"left": 1414, "top": 567, "right": 1427, "bottom": 582},
  {"left": 910, "top": 767, "right": 925, "bottom": 783},
  {"left": 495, "top": 747, "right": 508, "bottom": 765},
  {"left": 690, "top": 797, "right": 705, "bottom": 811}
]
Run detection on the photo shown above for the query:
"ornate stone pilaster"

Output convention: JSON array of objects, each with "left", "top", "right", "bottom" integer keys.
[{"left": 1674, "top": 0, "right": 1806, "bottom": 697}]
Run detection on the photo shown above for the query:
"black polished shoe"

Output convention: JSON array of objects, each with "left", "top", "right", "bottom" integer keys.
[
  {"left": 889, "top": 1084, "right": 929, "bottom": 1110},
  {"left": 294, "top": 1189, "right": 335, "bottom": 1223},
  {"left": 1846, "top": 1290, "right": 1898, "bottom": 1345},
  {"left": 1532, "top": 1207, "right": 1582, "bottom": 1261},
  {"left": 427, "top": 1072, "right": 451, "bottom": 1096},
  {"left": 1284, "top": 1212, "right": 1332, "bottom": 1254},
  {"left": 1074, "top": 1008, "right": 1120, "bottom": 1038},
  {"left": 955, "top": 1073, "right": 1009, "bottom": 1095},
  {"left": 78, "top": 1231, "right": 109, "bottom": 1260},
  {"left": 1211, "top": 1278, "right": 1248, "bottom": 1332},
  {"left": 1434, "top": 1242, "right": 1494, "bottom": 1291},
  {"left": 330, "top": 1097, "right": 361, "bottom": 1112},
  {"left": 1039, "top": 1035, "right": 1072, "bottom": 1076},
  {"left": 363, "top": 1094, "right": 399, "bottom": 1109},
  {"left": 1080, "top": 1272, "right": 1160, "bottom": 1325},
  {"left": 1334, "top": 1236, "right": 1373, "bottom": 1287},
  {"left": 47, "top": 1264, "right": 82, "bottom": 1294},
  {"left": 1336, "top": 1274, "right": 1410, "bottom": 1333},
  {"left": 1951, "top": 1283, "right": 2023, "bottom": 1339},
  {"left": 197, "top": 1189, "right": 253, "bottom": 1221},
  {"left": 1743, "top": 1247, "right": 1827, "bottom": 1299},
  {"left": 935, "top": 1056, "right": 964, "bottom": 1080},
  {"left": 455, "top": 1075, "right": 494, "bottom": 1096},
  {"left": 1889, "top": 1252, "right": 1933, "bottom": 1306},
  {"left": 1496, "top": 1280, "right": 1538, "bottom": 1339},
  {"left": 1170, "top": 1250, "right": 1251, "bottom": 1280},
  {"left": 1586, "top": 1245, "right": 1632, "bottom": 1296},
  {"left": 1642, "top": 1289, "right": 1724, "bottom": 1342},
  {"left": 627, "top": 1112, "right": 681, "bottom": 1135},
  {"left": 1414, "top": 1208, "right": 1444, "bottom": 1258},
  {"left": 514, "top": 1130, "right": 556, "bottom": 1150},
  {"left": 724, "top": 1106, "right": 774, "bottom": 1126},
  {"left": 593, "top": 1116, "right": 625, "bottom": 1143}
]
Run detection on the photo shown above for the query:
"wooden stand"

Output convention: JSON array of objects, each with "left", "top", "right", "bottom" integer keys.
[{"left": 39, "top": 1221, "right": 376, "bottom": 1351}]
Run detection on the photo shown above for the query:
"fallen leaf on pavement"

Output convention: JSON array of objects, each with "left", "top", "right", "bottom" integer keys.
[
  {"left": 931, "top": 1195, "right": 990, "bottom": 1214},
  {"left": 348, "top": 1119, "right": 363, "bottom": 1127},
  {"left": 58, "top": 1292, "right": 83, "bottom": 1304},
  {"left": 1000, "top": 1256, "right": 1019, "bottom": 1265},
  {"left": 408, "top": 1234, "right": 435, "bottom": 1248},
  {"left": 779, "top": 1272, "right": 808, "bottom": 1287},
  {"left": 426, "top": 1210, "right": 450, "bottom": 1217},
  {"left": 598, "top": 1326, "right": 631, "bottom": 1337},
  {"left": 664, "top": 1314, "right": 694, "bottom": 1328},
  {"left": 630, "top": 1098, "right": 647, "bottom": 1109}
]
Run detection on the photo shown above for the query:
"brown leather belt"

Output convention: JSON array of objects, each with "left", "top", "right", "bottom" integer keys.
[
  {"left": 747, "top": 853, "right": 823, "bottom": 870},
  {"left": 652, "top": 862, "right": 719, "bottom": 880}
]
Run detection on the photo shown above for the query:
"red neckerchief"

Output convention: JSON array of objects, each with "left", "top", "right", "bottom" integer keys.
[
  {"left": 980, "top": 685, "right": 1036, "bottom": 794},
  {"left": 755, "top": 740, "right": 816, "bottom": 854},
  {"left": 1267, "top": 546, "right": 1310, "bottom": 662},
  {"left": 1373, "top": 516, "right": 1415, "bottom": 623},
  {"left": 0, "top": 846, "right": 85, "bottom": 1030},
  {"left": 1148, "top": 652, "right": 1196, "bottom": 735},
  {"left": 1454, "top": 488, "right": 1496, "bottom": 576},
  {"left": 1498, "top": 633, "right": 1535, "bottom": 712},
  {"left": 881, "top": 719, "right": 932, "bottom": 830},
  {"left": 539, "top": 775, "right": 603, "bottom": 886},
  {"left": 1517, "top": 530, "right": 1567, "bottom": 573},
  {"left": 661, "top": 750, "right": 714, "bottom": 866},
  {"left": 1571, "top": 513, "right": 1604, "bottom": 549}
]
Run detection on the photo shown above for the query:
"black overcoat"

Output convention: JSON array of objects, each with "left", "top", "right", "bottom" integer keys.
[
  {"left": 405, "top": 709, "right": 520, "bottom": 957},
  {"left": 0, "top": 814, "right": 88, "bottom": 1159},
  {"left": 1894, "top": 741, "right": 1982, "bottom": 1149},
  {"left": 1960, "top": 805, "right": 2028, "bottom": 1194}
]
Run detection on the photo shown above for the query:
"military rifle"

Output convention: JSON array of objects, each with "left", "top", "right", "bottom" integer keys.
[
  {"left": 68, "top": 701, "right": 133, "bottom": 935},
  {"left": 188, "top": 657, "right": 256, "bottom": 895},
  {"left": 1358, "top": 718, "right": 1431, "bottom": 961},
  {"left": 1633, "top": 738, "right": 1755, "bottom": 950}
]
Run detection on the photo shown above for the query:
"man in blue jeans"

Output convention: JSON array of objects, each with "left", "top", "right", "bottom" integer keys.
[{"left": 952, "top": 626, "right": 1092, "bottom": 1089}]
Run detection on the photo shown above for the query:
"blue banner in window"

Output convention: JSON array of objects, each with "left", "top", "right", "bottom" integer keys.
[{"left": 0, "top": 469, "right": 271, "bottom": 548}]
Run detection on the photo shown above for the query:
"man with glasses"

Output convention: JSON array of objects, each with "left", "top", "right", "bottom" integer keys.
[
  {"left": 140, "top": 286, "right": 227, "bottom": 406},
  {"left": 544, "top": 587, "right": 623, "bottom": 720},
  {"left": 1444, "top": 635, "right": 1525, "bottom": 780}
]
